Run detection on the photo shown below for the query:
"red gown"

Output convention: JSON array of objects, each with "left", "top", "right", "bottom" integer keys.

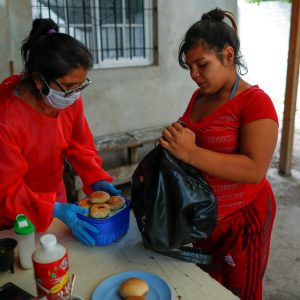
[
  {"left": 0, "top": 75, "right": 112, "bottom": 231},
  {"left": 180, "top": 85, "right": 278, "bottom": 300}
]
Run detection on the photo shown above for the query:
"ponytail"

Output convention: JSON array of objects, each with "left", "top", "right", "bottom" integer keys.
[
  {"left": 21, "top": 18, "right": 93, "bottom": 80},
  {"left": 21, "top": 19, "right": 58, "bottom": 65}
]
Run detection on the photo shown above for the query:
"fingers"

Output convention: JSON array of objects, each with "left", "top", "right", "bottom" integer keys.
[
  {"left": 173, "top": 121, "right": 185, "bottom": 129},
  {"left": 165, "top": 123, "right": 179, "bottom": 135},
  {"left": 159, "top": 137, "right": 170, "bottom": 149},
  {"left": 93, "top": 181, "right": 122, "bottom": 196},
  {"left": 162, "top": 123, "right": 184, "bottom": 140},
  {"left": 76, "top": 206, "right": 89, "bottom": 215},
  {"left": 161, "top": 128, "right": 172, "bottom": 142},
  {"left": 73, "top": 221, "right": 98, "bottom": 246},
  {"left": 177, "top": 120, "right": 187, "bottom": 128},
  {"left": 73, "top": 227, "right": 96, "bottom": 246},
  {"left": 73, "top": 230, "right": 94, "bottom": 246},
  {"left": 162, "top": 124, "right": 174, "bottom": 142},
  {"left": 160, "top": 121, "right": 188, "bottom": 149},
  {"left": 81, "top": 221, "right": 99, "bottom": 233},
  {"left": 161, "top": 123, "right": 179, "bottom": 146},
  {"left": 109, "top": 186, "right": 122, "bottom": 196}
]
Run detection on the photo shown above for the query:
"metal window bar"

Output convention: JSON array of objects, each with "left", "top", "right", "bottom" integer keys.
[
  {"left": 128, "top": 0, "right": 132, "bottom": 59},
  {"left": 113, "top": 1, "right": 118, "bottom": 60},
  {"left": 82, "top": 0, "right": 87, "bottom": 46},
  {"left": 47, "top": 0, "right": 50, "bottom": 18},
  {"left": 98, "top": 2, "right": 104, "bottom": 62},
  {"left": 141, "top": 0, "right": 146, "bottom": 58},
  {"left": 55, "top": 0, "right": 59, "bottom": 25},
  {"left": 92, "top": 1, "right": 100, "bottom": 64},
  {"left": 31, "top": 0, "right": 153, "bottom": 65},
  {"left": 65, "top": 0, "right": 69, "bottom": 35}
]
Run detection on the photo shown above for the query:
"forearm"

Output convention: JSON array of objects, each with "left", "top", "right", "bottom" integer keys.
[
  {"left": 160, "top": 120, "right": 277, "bottom": 184},
  {"left": 65, "top": 145, "right": 112, "bottom": 194},
  {"left": 67, "top": 100, "right": 112, "bottom": 189},
  {"left": 187, "top": 146, "right": 267, "bottom": 184}
]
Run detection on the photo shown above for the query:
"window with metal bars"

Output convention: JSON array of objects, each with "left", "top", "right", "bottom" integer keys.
[{"left": 31, "top": 0, "right": 154, "bottom": 69}]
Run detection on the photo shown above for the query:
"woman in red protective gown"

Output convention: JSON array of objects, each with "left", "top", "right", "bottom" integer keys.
[
  {"left": 0, "top": 19, "right": 120, "bottom": 246},
  {"left": 160, "top": 8, "right": 278, "bottom": 300}
]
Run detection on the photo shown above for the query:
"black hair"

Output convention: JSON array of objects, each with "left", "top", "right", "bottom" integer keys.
[
  {"left": 178, "top": 8, "right": 247, "bottom": 75},
  {"left": 21, "top": 18, "right": 93, "bottom": 80}
]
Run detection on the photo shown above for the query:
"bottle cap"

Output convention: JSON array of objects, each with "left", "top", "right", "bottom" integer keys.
[
  {"left": 14, "top": 214, "right": 35, "bottom": 235},
  {"left": 40, "top": 234, "right": 57, "bottom": 249}
]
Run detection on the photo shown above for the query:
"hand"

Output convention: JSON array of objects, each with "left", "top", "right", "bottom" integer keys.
[
  {"left": 159, "top": 122, "right": 197, "bottom": 163},
  {"left": 54, "top": 202, "right": 98, "bottom": 246},
  {"left": 91, "top": 180, "right": 121, "bottom": 196}
]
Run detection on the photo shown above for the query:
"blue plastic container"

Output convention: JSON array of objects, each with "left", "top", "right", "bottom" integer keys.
[{"left": 77, "top": 198, "right": 131, "bottom": 246}]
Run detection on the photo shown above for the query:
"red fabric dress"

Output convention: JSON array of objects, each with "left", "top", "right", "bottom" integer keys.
[
  {"left": 180, "top": 85, "right": 278, "bottom": 300},
  {"left": 0, "top": 75, "right": 112, "bottom": 231}
]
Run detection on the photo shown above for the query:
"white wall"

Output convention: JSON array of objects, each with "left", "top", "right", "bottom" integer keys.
[
  {"left": 0, "top": 0, "right": 237, "bottom": 136},
  {"left": 0, "top": 1, "right": 10, "bottom": 77},
  {"left": 0, "top": 0, "right": 32, "bottom": 78}
]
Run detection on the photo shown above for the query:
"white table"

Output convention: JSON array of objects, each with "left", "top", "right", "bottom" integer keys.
[{"left": 0, "top": 212, "right": 238, "bottom": 300}]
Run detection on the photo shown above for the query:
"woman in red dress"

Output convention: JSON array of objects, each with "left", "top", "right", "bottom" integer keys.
[{"left": 160, "top": 8, "right": 278, "bottom": 300}]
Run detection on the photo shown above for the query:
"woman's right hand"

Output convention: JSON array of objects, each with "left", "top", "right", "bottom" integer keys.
[
  {"left": 159, "top": 122, "right": 198, "bottom": 164},
  {"left": 53, "top": 202, "right": 98, "bottom": 246}
]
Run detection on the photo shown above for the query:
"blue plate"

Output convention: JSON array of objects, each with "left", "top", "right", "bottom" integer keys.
[{"left": 92, "top": 271, "right": 172, "bottom": 300}]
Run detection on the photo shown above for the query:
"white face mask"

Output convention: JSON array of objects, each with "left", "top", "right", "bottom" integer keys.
[{"left": 41, "top": 87, "right": 80, "bottom": 109}]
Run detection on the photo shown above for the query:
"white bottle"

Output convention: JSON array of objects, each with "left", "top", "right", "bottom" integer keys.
[
  {"left": 32, "top": 234, "right": 71, "bottom": 299},
  {"left": 14, "top": 214, "right": 35, "bottom": 269}
]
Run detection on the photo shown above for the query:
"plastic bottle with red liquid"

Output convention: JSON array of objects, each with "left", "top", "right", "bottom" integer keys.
[{"left": 32, "top": 234, "right": 71, "bottom": 300}]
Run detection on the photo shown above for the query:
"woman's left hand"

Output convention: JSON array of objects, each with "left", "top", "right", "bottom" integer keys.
[
  {"left": 159, "top": 122, "right": 197, "bottom": 163},
  {"left": 91, "top": 180, "right": 121, "bottom": 196}
]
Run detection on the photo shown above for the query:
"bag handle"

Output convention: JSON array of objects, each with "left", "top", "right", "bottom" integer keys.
[{"left": 150, "top": 246, "right": 213, "bottom": 265}]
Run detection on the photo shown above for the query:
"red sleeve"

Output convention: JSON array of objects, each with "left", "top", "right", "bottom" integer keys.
[
  {"left": 240, "top": 88, "right": 279, "bottom": 126},
  {"left": 0, "top": 123, "right": 55, "bottom": 232},
  {"left": 65, "top": 99, "right": 112, "bottom": 195}
]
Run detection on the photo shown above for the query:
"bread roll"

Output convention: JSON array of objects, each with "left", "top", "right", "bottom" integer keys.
[
  {"left": 78, "top": 197, "right": 91, "bottom": 208},
  {"left": 89, "top": 203, "right": 110, "bottom": 219},
  {"left": 125, "top": 297, "right": 146, "bottom": 300},
  {"left": 118, "top": 278, "right": 149, "bottom": 298},
  {"left": 106, "top": 196, "right": 125, "bottom": 211},
  {"left": 89, "top": 191, "right": 110, "bottom": 204}
]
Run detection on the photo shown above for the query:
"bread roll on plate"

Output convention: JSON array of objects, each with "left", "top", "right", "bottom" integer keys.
[
  {"left": 89, "top": 203, "right": 110, "bottom": 219},
  {"left": 106, "top": 196, "right": 125, "bottom": 211},
  {"left": 118, "top": 278, "right": 149, "bottom": 298},
  {"left": 89, "top": 191, "right": 110, "bottom": 204}
]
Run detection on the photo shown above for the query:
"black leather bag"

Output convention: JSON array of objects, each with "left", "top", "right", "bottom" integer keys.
[{"left": 131, "top": 145, "right": 217, "bottom": 264}]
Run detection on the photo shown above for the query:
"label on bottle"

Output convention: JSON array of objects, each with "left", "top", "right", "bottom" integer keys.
[{"left": 33, "top": 252, "right": 70, "bottom": 300}]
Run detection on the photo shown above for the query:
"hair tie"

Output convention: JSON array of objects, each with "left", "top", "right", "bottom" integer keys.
[{"left": 47, "top": 28, "right": 57, "bottom": 34}]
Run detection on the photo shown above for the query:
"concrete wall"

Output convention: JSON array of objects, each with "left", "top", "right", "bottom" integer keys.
[
  {"left": 0, "top": 0, "right": 237, "bottom": 136},
  {"left": 0, "top": 0, "right": 32, "bottom": 78}
]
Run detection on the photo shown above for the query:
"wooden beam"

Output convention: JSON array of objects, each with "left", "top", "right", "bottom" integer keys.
[
  {"left": 9, "top": 61, "right": 15, "bottom": 75},
  {"left": 279, "top": 0, "right": 300, "bottom": 175}
]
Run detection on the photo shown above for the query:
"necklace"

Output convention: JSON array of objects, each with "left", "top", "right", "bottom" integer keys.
[{"left": 229, "top": 75, "right": 240, "bottom": 100}]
